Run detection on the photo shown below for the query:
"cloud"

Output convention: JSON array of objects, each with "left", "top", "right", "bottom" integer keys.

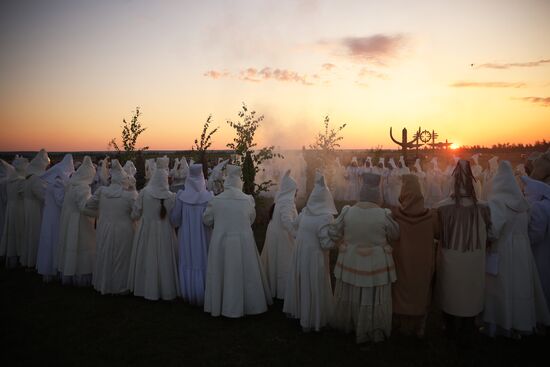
[
  {"left": 475, "top": 59, "right": 550, "bottom": 69},
  {"left": 203, "top": 70, "right": 230, "bottom": 79},
  {"left": 450, "top": 81, "right": 526, "bottom": 88},
  {"left": 322, "top": 63, "right": 336, "bottom": 71},
  {"left": 515, "top": 96, "right": 550, "bottom": 107},
  {"left": 358, "top": 67, "right": 388, "bottom": 80},
  {"left": 322, "top": 34, "right": 408, "bottom": 64},
  {"left": 204, "top": 67, "right": 314, "bottom": 85}
]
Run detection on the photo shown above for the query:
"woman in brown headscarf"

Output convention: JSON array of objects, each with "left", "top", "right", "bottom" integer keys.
[{"left": 391, "top": 174, "right": 438, "bottom": 337}]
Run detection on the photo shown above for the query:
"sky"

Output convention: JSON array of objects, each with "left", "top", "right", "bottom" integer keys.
[{"left": 0, "top": 0, "right": 549, "bottom": 151}]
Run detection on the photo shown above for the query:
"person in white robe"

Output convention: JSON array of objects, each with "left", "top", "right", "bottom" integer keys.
[
  {"left": 170, "top": 157, "right": 189, "bottom": 193},
  {"left": 362, "top": 157, "right": 373, "bottom": 175},
  {"left": 0, "top": 156, "right": 29, "bottom": 269},
  {"left": 483, "top": 161, "right": 550, "bottom": 337},
  {"left": 207, "top": 159, "right": 229, "bottom": 195},
  {"left": 283, "top": 171, "right": 337, "bottom": 331},
  {"left": 0, "top": 160, "right": 13, "bottom": 245},
  {"left": 145, "top": 158, "right": 156, "bottom": 182},
  {"left": 123, "top": 160, "right": 137, "bottom": 191},
  {"left": 344, "top": 157, "right": 361, "bottom": 201},
  {"left": 57, "top": 156, "right": 97, "bottom": 286},
  {"left": 261, "top": 169, "right": 298, "bottom": 300},
  {"left": 439, "top": 157, "right": 458, "bottom": 199},
  {"left": 521, "top": 176, "right": 550, "bottom": 309},
  {"left": 470, "top": 154, "right": 484, "bottom": 200},
  {"left": 332, "top": 157, "right": 347, "bottom": 201},
  {"left": 20, "top": 149, "right": 50, "bottom": 268},
  {"left": 0, "top": 157, "right": 28, "bottom": 267},
  {"left": 91, "top": 157, "right": 110, "bottom": 193},
  {"left": 85, "top": 160, "right": 137, "bottom": 295},
  {"left": 128, "top": 156, "right": 180, "bottom": 301},
  {"left": 413, "top": 158, "right": 427, "bottom": 197},
  {"left": 323, "top": 172, "right": 400, "bottom": 343},
  {"left": 170, "top": 164, "right": 213, "bottom": 305},
  {"left": 481, "top": 156, "right": 499, "bottom": 200},
  {"left": 383, "top": 158, "right": 401, "bottom": 207},
  {"left": 203, "top": 165, "right": 272, "bottom": 317},
  {"left": 424, "top": 157, "right": 444, "bottom": 208},
  {"left": 398, "top": 156, "right": 410, "bottom": 175},
  {"left": 36, "top": 154, "right": 74, "bottom": 282},
  {"left": 435, "top": 159, "right": 491, "bottom": 344}
]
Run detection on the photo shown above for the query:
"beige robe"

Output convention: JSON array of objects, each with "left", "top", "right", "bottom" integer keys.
[{"left": 435, "top": 197, "right": 491, "bottom": 317}]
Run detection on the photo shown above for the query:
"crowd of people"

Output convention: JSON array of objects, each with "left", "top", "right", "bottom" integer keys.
[{"left": 1, "top": 148, "right": 550, "bottom": 346}]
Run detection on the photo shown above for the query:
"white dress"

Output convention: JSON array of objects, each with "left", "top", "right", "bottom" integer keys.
[
  {"left": 344, "top": 166, "right": 361, "bottom": 201},
  {"left": 484, "top": 202, "right": 550, "bottom": 335},
  {"left": 283, "top": 210, "right": 334, "bottom": 331},
  {"left": 87, "top": 185, "right": 137, "bottom": 294},
  {"left": 522, "top": 176, "right": 550, "bottom": 308},
  {"left": 0, "top": 177, "right": 7, "bottom": 244},
  {"left": 127, "top": 189, "right": 180, "bottom": 301},
  {"left": 0, "top": 176, "right": 25, "bottom": 267},
  {"left": 170, "top": 187, "right": 213, "bottom": 306},
  {"left": 203, "top": 187, "right": 272, "bottom": 317},
  {"left": 20, "top": 174, "right": 46, "bottom": 267},
  {"left": 261, "top": 201, "right": 297, "bottom": 299},
  {"left": 483, "top": 164, "right": 550, "bottom": 336},
  {"left": 36, "top": 176, "right": 67, "bottom": 278},
  {"left": 57, "top": 182, "right": 97, "bottom": 286}
]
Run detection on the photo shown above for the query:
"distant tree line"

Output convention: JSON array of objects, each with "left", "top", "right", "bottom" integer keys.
[{"left": 461, "top": 139, "right": 549, "bottom": 153}]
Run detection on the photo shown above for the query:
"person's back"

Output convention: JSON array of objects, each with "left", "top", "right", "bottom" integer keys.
[
  {"left": 283, "top": 172, "right": 336, "bottom": 332},
  {"left": 1, "top": 176, "right": 25, "bottom": 265},
  {"left": 203, "top": 165, "right": 271, "bottom": 318},
  {"left": 261, "top": 170, "right": 297, "bottom": 300},
  {"left": 97, "top": 190, "right": 135, "bottom": 228},
  {"left": 391, "top": 174, "right": 437, "bottom": 337},
  {"left": 208, "top": 189, "right": 255, "bottom": 235},
  {"left": 483, "top": 162, "right": 550, "bottom": 336},
  {"left": 57, "top": 156, "right": 96, "bottom": 286},
  {"left": 436, "top": 159, "right": 491, "bottom": 345},
  {"left": 521, "top": 176, "right": 550, "bottom": 308},
  {"left": 170, "top": 163, "right": 213, "bottom": 306},
  {"left": 127, "top": 156, "right": 179, "bottom": 301}
]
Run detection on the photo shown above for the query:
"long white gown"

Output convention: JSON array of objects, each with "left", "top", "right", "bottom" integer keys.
[
  {"left": 483, "top": 162, "right": 550, "bottom": 336},
  {"left": 203, "top": 165, "right": 272, "bottom": 318},
  {"left": 20, "top": 149, "right": 50, "bottom": 268},
  {"left": 170, "top": 164, "right": 213, "bottom": 305},
  {"left": 57, "top": 156, "right": 97, "bottom": 286},
  {"left": 87, "top": 160, "right": 137, "bottom": 295},
  {"left": 521, "top": 176, "right": 550, "bottom": 308},
  {"left": 127, "top": 158, "right": 180, "bottom": 301},
  {"left": 0, "top": 160, "right": 11, "bottom": 243},
  {"left": 283, "top": 172, "right": 337, "bottom": 331},
  {"left": 36, "top": 154, "right": 74, "bottom": 281},
  {"left": 261, "top": 170, "right": 298, "bottom": 299},
  {"left": 344, "top": 165, "right": 361, "bottom": 201},
  {"left": 0, "top": 157, "right": 28, "bottom": 267}
]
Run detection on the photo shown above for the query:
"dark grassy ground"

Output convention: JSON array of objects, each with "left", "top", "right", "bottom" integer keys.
[
  {"left": 1, "top": 197, "right": 548, "bottom": 366},
  {"left": 1, "top": 267, "right": 548, "bottom": 367}
]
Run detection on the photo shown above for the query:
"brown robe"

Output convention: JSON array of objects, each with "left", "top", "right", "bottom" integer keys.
[{"left": 391, "top": 174, "right": 438, "bottom": 316}]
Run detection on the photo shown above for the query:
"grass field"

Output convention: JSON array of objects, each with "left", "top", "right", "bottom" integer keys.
[{"left": 1, "top": 267, "right": 548, "bottom": 367}]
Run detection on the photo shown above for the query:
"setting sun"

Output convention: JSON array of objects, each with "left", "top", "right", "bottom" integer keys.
[{"left": 450, "top": 143, "right": 460, "bottom": 150}]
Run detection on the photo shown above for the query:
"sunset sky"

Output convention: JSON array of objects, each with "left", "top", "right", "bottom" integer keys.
[{"left": 0, "top": 0, "right": 549, "bottom": 151}]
